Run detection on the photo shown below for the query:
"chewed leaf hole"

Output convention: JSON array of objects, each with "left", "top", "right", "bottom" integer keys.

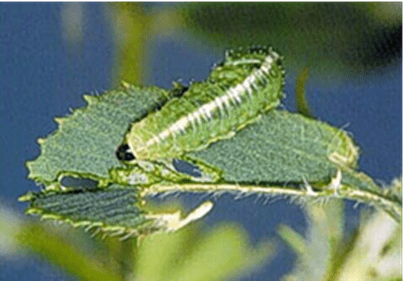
[
  {"left": 60, "top": 176, "right": 98, "bottom": 190},
  {"left": 172, "top": 159, "right": 202, "bottom": 178}
]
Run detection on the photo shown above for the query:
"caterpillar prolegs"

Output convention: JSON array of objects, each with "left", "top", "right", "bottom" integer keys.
[{"left": 116, "top": 47, "right": 284, "bottom": 164}]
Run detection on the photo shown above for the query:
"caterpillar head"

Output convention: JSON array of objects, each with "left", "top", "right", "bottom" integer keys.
[{"left": 116, "top": 143, "right": 136, "bottom": 162}]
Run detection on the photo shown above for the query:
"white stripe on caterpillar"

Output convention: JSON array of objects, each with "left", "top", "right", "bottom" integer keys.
[{"left": 117, "top": 47, "right": 284, "bottom": 162}]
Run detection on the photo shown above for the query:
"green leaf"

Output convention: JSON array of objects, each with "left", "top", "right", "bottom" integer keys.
[
  {"left": 191, "top": 110, "right": 357, "bottom": 183},
  {"left": 26, "top": 83, "right": 173, "bottom": 185},
  {"left": 21, "top": 185, "right": 153, "bottom": 235},
  {"left": 12, "top": 217, "right": 122, "bottom": 281},
  {"left": 134, "top": 223, "right": 274, "bottom": 281},
  {"left": 20, "top": 185, "right": 214, "bottom": 237},
  {"left": 23, "top": 49, "right": 399, "bottom": 233},
  {"left": 26, "top": 47, "right": 356, "bottom": 187}
]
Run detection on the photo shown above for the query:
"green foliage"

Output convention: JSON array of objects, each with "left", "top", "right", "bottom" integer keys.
[
  {"left": 279, "top": 194, "right": 402, "bottom": 281},
  {"left": 192, "top": 110, "right": 356, "bottom": 183},
  {"left": 180, "top": 3, "right": 401, "bottom": 76},
  {"left": 22, "top": 186, "right": 153, "bottom": 235},
  {"left": 21, "top": 47, "right": 400, "bottom": 241},
  {"left": 12, "top": 4, "right": 401, "bottom": 280},
  {"left": 26, "top": 84, "right": 172, "bottom": 184},
  {"left": 134, "top": 224, "right": 273, "bottom": 281},
  {"left": 13, "top": 42, "right": 402, "bottom": 280}
]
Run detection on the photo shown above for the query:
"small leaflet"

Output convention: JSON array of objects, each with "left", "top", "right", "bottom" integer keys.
[{"left": 20, "top": 185, "right": 213, "bottom": 237}]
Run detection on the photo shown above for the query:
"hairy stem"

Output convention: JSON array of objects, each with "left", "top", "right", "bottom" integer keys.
[{"left": 142, "top": 171, "right": 401, "bottom": 223}]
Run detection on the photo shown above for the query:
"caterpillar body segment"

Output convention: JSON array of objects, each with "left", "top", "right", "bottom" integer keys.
[{"left": 117, "top": 47, "right": 284, "bottom": 163}]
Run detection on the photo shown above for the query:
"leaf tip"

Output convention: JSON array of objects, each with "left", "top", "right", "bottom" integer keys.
[
  {"left": 18, "top": 192, "right": 36, "bottom": 202},
  {"left": 25, "top": 207, "right": 42, "bottom": 215},
  {"left": 83, "top": 94, "right": 97, "bottom": 105},
  {"left": 54, "top": 117, "right": 65, "bottom": 125}
]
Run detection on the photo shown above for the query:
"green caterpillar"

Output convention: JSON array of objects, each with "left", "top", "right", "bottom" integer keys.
[{"left": 116, "top": 47, "right": 284, "bottom": 163}]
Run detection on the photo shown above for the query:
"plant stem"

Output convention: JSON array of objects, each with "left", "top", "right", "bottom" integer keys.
[{"left": 142, "top": 177, "right": 401, "bottom": 223}]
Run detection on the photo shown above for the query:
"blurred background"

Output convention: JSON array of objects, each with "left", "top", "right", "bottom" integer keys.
[{"left": 0, "top": 3, "right": 401, "bottom": 280}]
